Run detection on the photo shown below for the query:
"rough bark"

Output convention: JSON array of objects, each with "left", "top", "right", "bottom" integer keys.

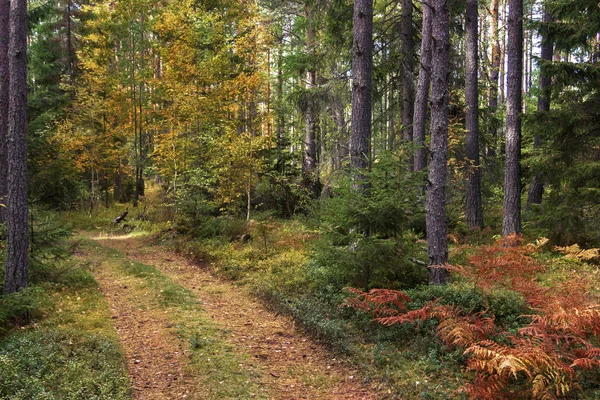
[
  {"left": 502, "top": 0, "right": 523, "bottom": 236},
  {"left": 527, "top": 8, "right": 553, "bottom": 208},
  {"left": 303, "top": 3, "right": 320, "bottom": 198},
  {"left": 487, "top": 0, "right": 500, "bottom": 157},
  {"left": 413, "top": 1, "right": 433, "bottom": 172},
  {"left": 465, "top": 0, "right": 483, "bottom": 229},
  {"left": 426, "top": 0, "right": 450, "bottom": 285},
  {"left": 401, "top": 0, "right": 414, "bottom": 169},
  {"left": 0, "top": 0, "right": 9, "bottom": 225},
  {"left": 4, "top": 0, "right": 29, "bottom": 294},
  {"left": 350, "top": 0, "right": 373, "bottom": 185}
]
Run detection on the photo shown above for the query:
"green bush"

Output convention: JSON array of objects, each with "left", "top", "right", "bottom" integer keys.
[
  {"left": 0, "top": 287, "right": 51, "bottom": 334},
  {"left": 405, "top": 283, "right": 529, "bottom": 326},
  {"left": 310, "top": 152, "right": 428, "bottom": 291}
]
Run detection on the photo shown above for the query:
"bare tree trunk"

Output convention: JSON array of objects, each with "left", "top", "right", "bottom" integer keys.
[
  {"left": 502, "top": 0, "right": 523, "bottom": 236},
  {"left": 427, "top": 0, "right": 450, "bottom": 285},
  {"left": 0, "top": 0, "right": 8, "bottom": 225},
  {"left": 303, "top": 3, "right": 320, "bottom": 198},
  {"left": 487, "top": 0, "right": 500, "bottom": 157},
  {"left": 350, "top": 0, "right": 373, "bottom": 186},
  {"left": 4, "top": 0, "right": 29, "bottom": 294},
  {"left": 527, "top": 7, "right": 553, "bottom": 208},
  {"left": 499, "top": 0, "right": 507, "bottom": 105},
  {"left": 401, "top": 0, "right": 414, "bottom": 170},
  {"left": 465, "top": 0, "right": 483, "bottom": 229},
  {"left": 413, "top": 1, "right": 433, "bottom": 172}
]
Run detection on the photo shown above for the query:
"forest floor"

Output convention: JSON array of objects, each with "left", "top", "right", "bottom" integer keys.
[{"left": 78, "top": 231, "right": 381, "bottom": 400}]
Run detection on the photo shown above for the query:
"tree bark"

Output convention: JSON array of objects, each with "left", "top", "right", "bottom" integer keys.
[
  {"left": 527, "top": 7, "right": 553, "bottom": 208},
  {"left": 487, "top": 0, "right": 500, "bottom": 157},
  {"left": 401, "top": 0, "right": 414, "bottom": 169},
  {"left": 502, "top": 0, "right": 523, "bottom": 236},
  {"left": 303, "top": 3, "right": 320, "bottom": 198},
  {"left": 0, "top": 0, "right": 9, "bottom": 225},
  {"left": 4, "top": 0, "right": 29, "bottom": 294},
  {"left": 413, "top": 1, "right": 433, "bottom": 172},
  {"left": 350, "top": 0, "right": 373, "bottom": 186},
  {"left": 465, "top": 0, "right": 483, "bottom": 229},
  {"left": 426, "top": 0, "right": 450, "bottom": 285}
]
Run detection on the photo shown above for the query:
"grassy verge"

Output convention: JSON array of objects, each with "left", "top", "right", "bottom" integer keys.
[
  {"left": 81, "top": 237, "right": 265, "bottom": 399},
  {"left": 157, "top": 216, "right": 600, "bottom": 399},
  {"left": 0, "top": 250, "right": 131, "bottom": 399},
  {"left": 160, "top": 218, "right": 466, "bottom": 398}
]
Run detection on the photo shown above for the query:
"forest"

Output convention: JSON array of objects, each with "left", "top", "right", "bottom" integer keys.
[{"left": 1, "top": 0, "right": 600, "bottom": 398}]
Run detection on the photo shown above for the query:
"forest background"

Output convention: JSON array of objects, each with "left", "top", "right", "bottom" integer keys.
[{"left": 1, "top": 0, "right": 600, "bottom": 398}]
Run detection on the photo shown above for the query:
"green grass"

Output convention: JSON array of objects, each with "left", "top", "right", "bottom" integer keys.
[
  {"left": 0, "top": 253, "right": 132, "bottom": 399},
  {"left": 163, "top": 218, "right": 467, "bottom": 398}
]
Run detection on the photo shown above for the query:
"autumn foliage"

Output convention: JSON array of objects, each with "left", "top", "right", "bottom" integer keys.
[{"left": 344, "top": 235, "right": 600, "bottom": 399}]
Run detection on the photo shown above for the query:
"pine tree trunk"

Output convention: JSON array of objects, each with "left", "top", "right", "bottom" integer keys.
[
  {"left": 303, "top": 3, "right": 320, "bottom": 198},
  {"left": 527, "top": 8, "right": 553, "bottom": 208},
  {"left": 502, "top": 0, "right": 523, "bottom": 236},
  {"left": 0, "top": 0, "right": 9, "bottom": 225},
  {"left": 465, "top": 0, "right": 483, "bottom": 229},
  {"left": 5, "top": 0, "right": 29, "bottom": 294},
  {"left": 413, "top": 2, "right": 433, "bottom": 172},
  {"left": 426, "top": 0, "right": 450, "bottom": 285},
  {"left": 401, "top": 0, "right": 414, "bottom": 169},
  {"left": 487, "top": 0, "right": 500, "bottom": 157},
  {"left": 350, "top": 0, "right": 373, "bottom": 186}
]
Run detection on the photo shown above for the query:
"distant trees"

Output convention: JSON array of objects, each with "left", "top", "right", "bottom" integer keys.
[
  {"left": 12, "top": 0, "right": 600, "bottom": 289},
  {"left": 4, "top": 0, "right": 29, "bottom": 294}
]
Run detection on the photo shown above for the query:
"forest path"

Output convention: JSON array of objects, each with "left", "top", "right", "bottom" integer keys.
[{"left": 81, "top": 232, "right": 380, "bottom": 400}]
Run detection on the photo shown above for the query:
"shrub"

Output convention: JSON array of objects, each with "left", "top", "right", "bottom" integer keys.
[
  {"left": 311, "top": 153, "right": 427, "bottom": 291},
  {"left": 0, "top": 287, "right": 51, "bottom": 334},
  {"left": 0, "top": 329, "right": 130, "bottom": 400},
  {"left": 344, "top": 236, "right": 600, "bottom": 399}
]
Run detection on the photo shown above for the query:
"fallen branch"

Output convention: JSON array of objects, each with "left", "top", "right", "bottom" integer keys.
[{"left": 113, "top": 209, "right": 128, "bottom": 224}]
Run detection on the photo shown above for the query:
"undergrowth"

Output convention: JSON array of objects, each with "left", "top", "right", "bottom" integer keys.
[
  {"left": 0, "top": 210, "right": 132, "bottom": 399},
  {"left": 345, "top": 235, "right": 600, "bottom": 399}
]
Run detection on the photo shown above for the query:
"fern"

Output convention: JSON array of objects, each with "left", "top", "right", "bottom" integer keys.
[{"left": 344, "top": 235, "right": 600, "bottom": 399}]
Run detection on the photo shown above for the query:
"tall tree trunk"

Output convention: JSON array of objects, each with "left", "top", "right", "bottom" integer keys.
[
  {"left": 426, "top": 0, "right": 450, "bottom": 285},
  {"left": 0, "top": 0, "right": 9, "bottom": 225},
  {"left": 502, "top": 0, "right": 523, "bottom": 236},
  {"left": 276, "top": 35, "right": 284, "bottom": 149},
  {"left": 350, "top": 0, "right": 373, "bottom": 186},
  {"left": 465, "top": 0, "right": 483, "bottom": 229},
  {"left": 527, "top": 7, "right": 553, "bottom": 208},
  {"left": 401, "top": 0, "right": 414, "bottom": 169},
  {"left": 4, "top": 0, "right": 29, "bottom": 294},
  {"left": 413, "top": 1, "right": 433, "bottom": 172},
  {"left": 499, "top": 0, "right": 507, "bottom": 105},
  {"left": 66, "top": 0, "right": 75, "bottom": 77},
  {"left": 303, "top": 3, "right": 320, "bottom": 198},
  {"left": 487, "top": 0, "right": 500, "bottom": 157}
]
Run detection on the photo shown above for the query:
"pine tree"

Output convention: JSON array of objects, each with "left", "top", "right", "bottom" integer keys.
[
  {"left": 502, "top": 0, "right": 523, "bottom": 237},
  {"left": 413, "top": 1, "right": 433, "bottom": 172},
  {"left": 526, "top": 6, "right": 553, "bottom": 208},
  {"left": 464, "top": 0, "right": 483, "bottom": 229},
  {"left": 4, "top": 0, "right": 29, "bottom": 294},
  {"left": 0, "top": 0, "right": 8, "bottom": 225},
  {"left": 401, "top": 0, "right": 414, "bottom": 169},
  {"left": 350, "top": 0, "right": 373, "bottom": 186},
  {"left": 426, "top": 0, "right": 450, "bottom": 285}
]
